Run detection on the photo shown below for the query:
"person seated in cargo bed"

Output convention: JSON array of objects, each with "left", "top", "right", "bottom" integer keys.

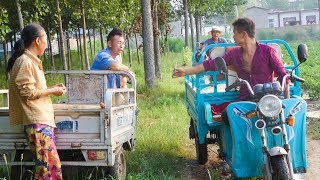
[{"left": 91, "top": 28, "right": 130, "bottom": 88}]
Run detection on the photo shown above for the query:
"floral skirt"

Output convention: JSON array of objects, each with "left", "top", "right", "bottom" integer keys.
[{"left": 24, "top": 124, "right": 63, "bottom": 180}]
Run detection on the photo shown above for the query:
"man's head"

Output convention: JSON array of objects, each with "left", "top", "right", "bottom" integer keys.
[
  {"left": 107, "top": 28, "right": 125, "bottom": 57},
  {"left": 232, "top": 18, "right": 256, "bottom": 46},
  {"left": 209, "top": 27, "right": 222, "bottom": 41}
]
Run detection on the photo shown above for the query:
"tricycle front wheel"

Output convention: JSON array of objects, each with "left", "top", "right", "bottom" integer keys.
[
  {"left": 270, "top": 155, "right": 291, "bottom": 180},
  {"left": 195, "top": 136, "right": 208, "bottom": 165}
]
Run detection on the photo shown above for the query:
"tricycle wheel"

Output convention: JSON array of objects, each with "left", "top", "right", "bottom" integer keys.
[
  {"left": 109, "top": 146, "right": 126, "bottom": 180},
  {"left": 270, "top": 155, "right": 291, "bottom": 180},
  {"left": 189, "top": 118, "right": 196, "bottom": 139},
  {"left": 195, "top": 136, "right": 208, "bottom": 165}
]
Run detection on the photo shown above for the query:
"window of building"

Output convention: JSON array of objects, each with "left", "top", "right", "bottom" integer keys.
[
  {"left": 268, "top": 19, "right": 275, "bottom": 28},
  {"left": 306, "top": 15, "right": 316, "bottom": 24},
  {"left": 283, "top": 17, "right": 299, "bottom": 26}
]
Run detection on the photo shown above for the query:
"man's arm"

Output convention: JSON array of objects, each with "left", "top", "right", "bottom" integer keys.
[
  {"left": 173, "top": 64, "right": 205, "bottom": 77},
  {"left": 109, "top": 61, "right": 130, "bottom": 71}
]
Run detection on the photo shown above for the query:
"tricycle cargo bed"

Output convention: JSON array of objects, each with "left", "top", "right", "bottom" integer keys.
[{"left": 0, "top": 70, "right": 137, "bottom": 170}]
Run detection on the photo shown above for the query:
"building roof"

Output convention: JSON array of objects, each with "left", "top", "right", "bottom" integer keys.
[
  {"left": 245, "top": 6, "right": 270, "bottom": 11},
  {"left": 268, "top": 8, "right": 319, "bottom": 14}
]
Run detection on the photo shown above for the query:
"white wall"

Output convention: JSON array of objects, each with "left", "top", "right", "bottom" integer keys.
[{"left": 268, "top": 14, "right": 279, "bottom": 28}]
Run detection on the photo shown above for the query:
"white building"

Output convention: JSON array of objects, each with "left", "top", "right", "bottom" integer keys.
[{"left": 244, "top": 6, "right": 319, "bottom": 29}]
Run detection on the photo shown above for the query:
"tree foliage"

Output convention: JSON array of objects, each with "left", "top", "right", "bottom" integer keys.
[{"left": 0, "top": 8, "right": 10, "bottom": 41}]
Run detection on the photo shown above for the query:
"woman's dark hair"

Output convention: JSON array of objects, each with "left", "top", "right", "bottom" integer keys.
[{"left": 6, "top": 23, "right": 45, "bottom": 73}]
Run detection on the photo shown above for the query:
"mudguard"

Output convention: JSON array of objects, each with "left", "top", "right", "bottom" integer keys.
[
  {"left": 223, "top": 97, "right": 307, "bottom": 178},
  {"left": 269, "top": 147, "right": 288, "bottom": 156}
]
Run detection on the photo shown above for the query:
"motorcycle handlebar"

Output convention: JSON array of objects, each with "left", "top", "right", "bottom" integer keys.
[
  {"left": 225, "top": 73, "right": 304, "bottom": 97},
  {"left": 291, "top": 74, "right": 305, "bottom": 83},
  {"left": 225, "top": 79, "right": 240, "bottom": 92},
  {"left": 225, "top": 79, "right": 255, "bottom": 96}
]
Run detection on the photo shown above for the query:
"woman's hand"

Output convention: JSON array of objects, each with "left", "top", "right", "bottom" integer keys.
[{"left": 51, "top": 83, "right": 66, "bottom": 96}]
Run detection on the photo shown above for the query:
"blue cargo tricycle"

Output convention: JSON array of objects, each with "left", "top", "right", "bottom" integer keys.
[{"left": 185, "top": 39, "right": 308, "bottom": 179}]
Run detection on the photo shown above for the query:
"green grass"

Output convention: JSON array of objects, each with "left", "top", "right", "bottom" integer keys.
[{"left": 124, "top": 51, "right": 196, "bottom": 179}]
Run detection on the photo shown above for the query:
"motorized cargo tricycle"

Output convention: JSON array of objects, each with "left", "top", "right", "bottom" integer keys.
[
  {"left": 185, "top": 39, "right": 308, "bottom": 179},
  {"left": 0, "top": 70, "right": 137, "bottom": 179}
]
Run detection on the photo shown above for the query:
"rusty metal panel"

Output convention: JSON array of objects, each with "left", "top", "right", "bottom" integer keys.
[{"left": 66, "top": 75, "right": 104, "bottom": 104}]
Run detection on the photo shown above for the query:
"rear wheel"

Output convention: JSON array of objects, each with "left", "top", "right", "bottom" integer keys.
[
  {"left": 270, "top": 155, "right": 291, "bottom": 180},
  {"left": 195, "top": 136, "right": 208, "bottom": 165},
  {"left": 109, "top": 146, "right": 126, "bottom": 180}
]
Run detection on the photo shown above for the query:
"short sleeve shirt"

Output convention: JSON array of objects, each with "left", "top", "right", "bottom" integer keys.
[
  {"left": 91, "top": 48, "right": 120, "bottom": 88},
  {"left": 203, "top": 37, "right": 228, "bottom": 47}
]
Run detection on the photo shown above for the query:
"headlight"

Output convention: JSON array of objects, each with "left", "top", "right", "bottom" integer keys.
[{"left": 258, "top": 95, "right": 282, "bottom": 118}]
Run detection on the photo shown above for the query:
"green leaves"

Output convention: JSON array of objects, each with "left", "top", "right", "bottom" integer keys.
[{"left": 0, "top": 8, "right": 10, "bottom": 41}]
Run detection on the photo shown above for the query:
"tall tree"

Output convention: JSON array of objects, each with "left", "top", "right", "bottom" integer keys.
[
  {"left": 187, "top": 0, "right": 246, "bottom": 42},
  {"left": 15, "top": 0, "right": 23, "bottom": 31},
  {"left": 80, "top": 0, "right": 89, "bottom": 70},
  {"left": 183, "top": 0, "right": 189, "bottom": 47},
  {"left": 189, "top": 13, "right": 195, "bottom": 50},
  {"left": 56, "top": 0, "right": 67, "bottom": 70},
  {"left": 152, "top": 0, "right": 162, "bottom": 79},
  {"left": 141, "top": 0, "right": 156, "bottom": 88}
]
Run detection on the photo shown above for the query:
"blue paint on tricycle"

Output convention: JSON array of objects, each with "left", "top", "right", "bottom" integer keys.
[{"left": 185, "top": 39, "right": 307, "bottom": 179}]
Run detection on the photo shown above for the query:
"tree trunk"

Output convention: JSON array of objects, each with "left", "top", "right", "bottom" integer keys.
[
  {"left": 126, "top": 35, "right": 132, "bottom": 67},
  {"left": 141, "top": 0, "right": 156, "bottom": 88},
  {"left": 66, "top": 33, "right": 71, "bottom": 70},
  {"left": 93, "top": 27, "right": 96, "bottom": 54},
  {"left": 88, "top": 28, "right": 93, "bottom": 59},
  {"left": 134, "top": 33, "right": 140, "bottom": 64},
  {"left": 78, "top": 27, "right": 84, "bottom": 69},
  {"left": 16, "top": 0, "right": 24, "bottom": 31},
  {"left": 189, "top": 13, "right": 195, "bottom": 50},
  {"left": 152, "top": 0, "right": 162, "bottom": 79},
  {"left": 183, "top": 0, "right": 189, "bottom": 47},
  {"left": 199, "top": 16, "right": 203, "bottom": 37},
  {"left": 47, "top": 27, "right": 55, "bottom": 70},
  {"left": 99, "top": 25, "right": 104, "bottom": 50},
  {"left": 56, "top": 30, "right": 63, "bottom": 64},
  {"left": 76, "top": 30, "right": 81, "bottom": 67},
  {"left": 195, "top": 14, "right": 200, "bottom": 43},
  {"left": 81, "top": 0, "right": 90, "bottom": 70},
  {"left": 56, "top": 0, "right": 67, "bottom": 70}
]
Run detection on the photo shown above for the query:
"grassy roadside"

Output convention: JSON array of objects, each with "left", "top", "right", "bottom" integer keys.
[{"left": 125, "top": 51, "right": 196, "bottom": 179}]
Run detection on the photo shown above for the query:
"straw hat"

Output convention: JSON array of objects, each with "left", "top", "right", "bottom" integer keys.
[{"left": 208, "top": 27, "right": 222, "bottom": 35}]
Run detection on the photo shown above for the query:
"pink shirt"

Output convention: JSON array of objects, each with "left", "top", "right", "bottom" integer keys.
[{"left": 203, "top": 42, "right": 287, "bottom": 100}]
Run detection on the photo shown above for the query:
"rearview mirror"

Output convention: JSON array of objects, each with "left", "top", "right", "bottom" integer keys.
[
  {"left": 297, "top": 44, "right": 307, "bottom": 63},
  {"left": 215, "top": 57, "right": 227, "bottom": 73}
]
